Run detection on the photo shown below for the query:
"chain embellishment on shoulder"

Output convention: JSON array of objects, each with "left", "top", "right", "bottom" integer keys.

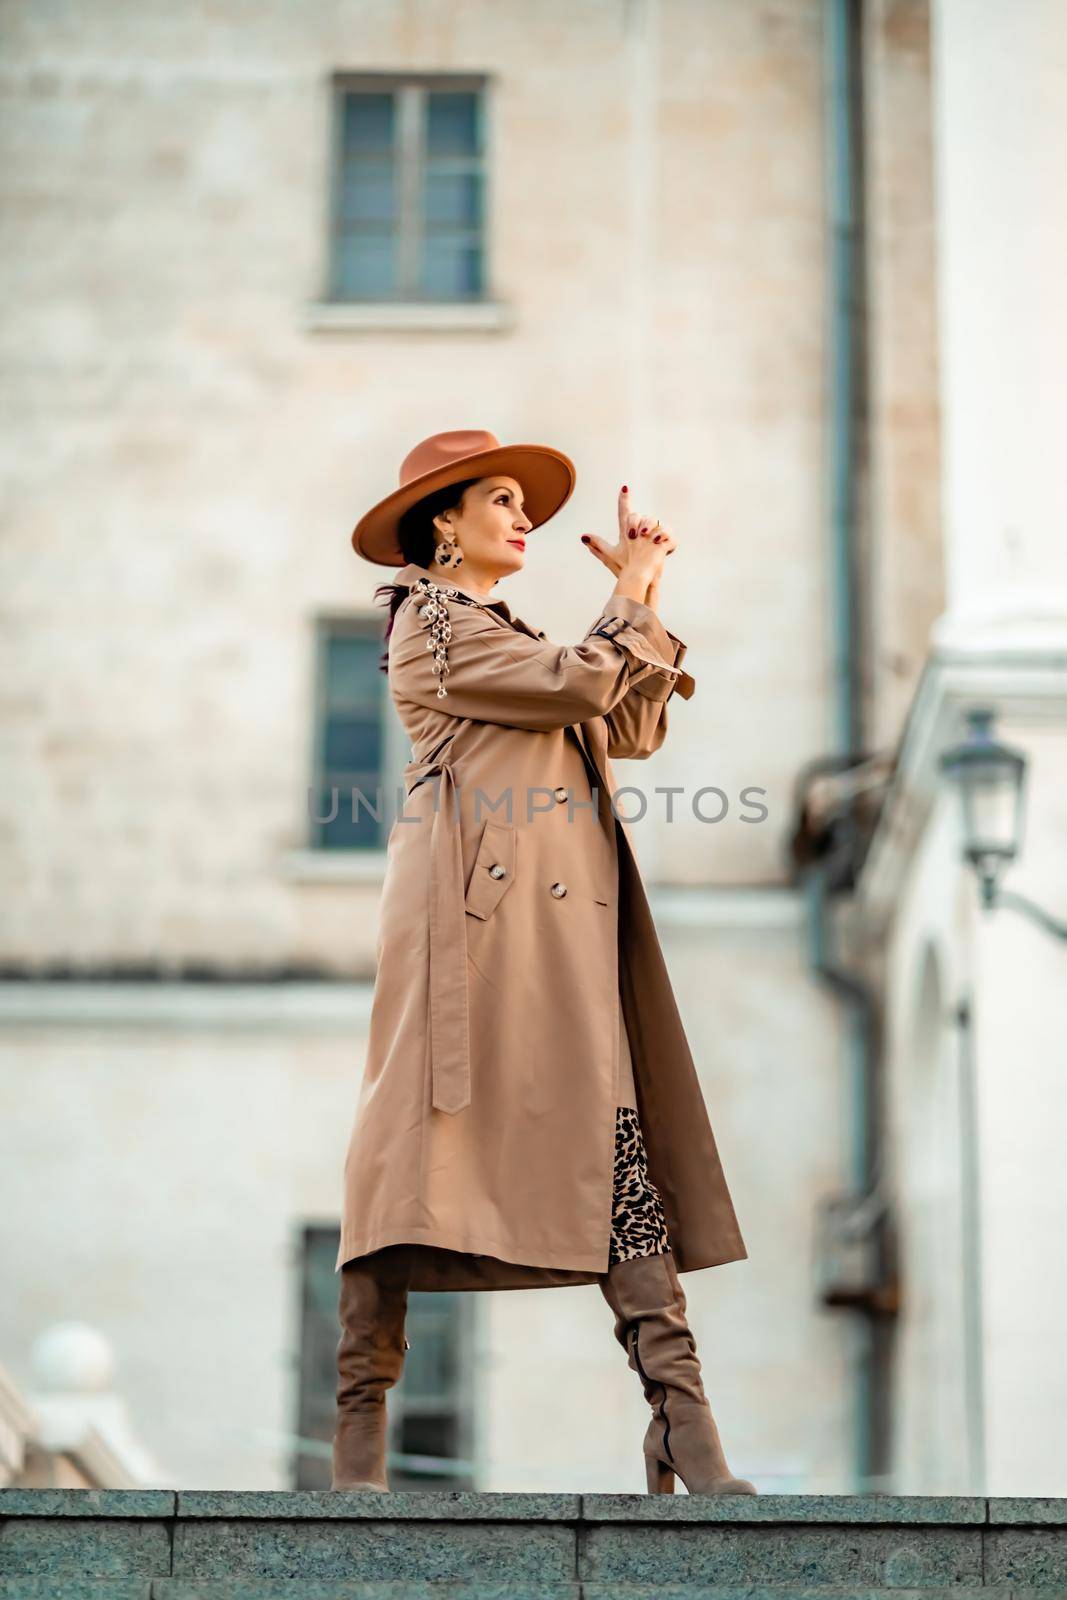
[{"left": 412, "top": 576, "right": 460, "bottom": 698}]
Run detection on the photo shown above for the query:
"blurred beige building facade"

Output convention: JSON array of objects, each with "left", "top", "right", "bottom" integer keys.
[{"left": 1, "top": 0, "right": 1063, "bottom": 1495}]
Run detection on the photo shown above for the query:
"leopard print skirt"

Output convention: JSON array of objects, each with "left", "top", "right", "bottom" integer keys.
[{"left": 608, "top": 1104, "right": 672, "bottom": 1265}]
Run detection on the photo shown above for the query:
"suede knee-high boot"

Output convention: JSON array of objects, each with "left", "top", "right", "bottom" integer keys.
[
  {"left": 598, "top": 1249, "right": 757, "bottom": 1496},
  {"left": 331, "top": 1246, "right": 414, "bottom": 1492}
]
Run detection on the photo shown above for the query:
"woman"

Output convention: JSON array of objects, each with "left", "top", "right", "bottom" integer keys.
[{"left": 333, "top": 429, "right": 754, "bottom": 1498}]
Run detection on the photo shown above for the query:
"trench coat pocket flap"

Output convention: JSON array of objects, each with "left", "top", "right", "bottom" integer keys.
[{"left": 464, "top": 820, "right": 517, "bottom": 920}]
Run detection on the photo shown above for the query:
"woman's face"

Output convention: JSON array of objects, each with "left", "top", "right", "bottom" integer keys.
[{"left": 433, "top": 475, "right": 533, "bottom": 583}]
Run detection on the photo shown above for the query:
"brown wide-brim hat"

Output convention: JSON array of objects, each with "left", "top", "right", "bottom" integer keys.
[{"left": 351, "top": 429, "right": 576, "bottom": 565}]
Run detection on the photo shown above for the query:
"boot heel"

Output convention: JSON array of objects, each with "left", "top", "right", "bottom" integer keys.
[{"left": 645, "top": 1454, "right": 675, "bottom": 1494}]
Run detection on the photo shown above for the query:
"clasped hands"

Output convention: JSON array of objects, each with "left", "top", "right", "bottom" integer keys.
[{"left": 580, "top": 485, "right": 677, "bottom": 608}]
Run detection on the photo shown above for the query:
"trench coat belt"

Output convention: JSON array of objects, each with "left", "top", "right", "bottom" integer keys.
[{"left": 405, "top": 755, "right": 471, "bottom": 1116}]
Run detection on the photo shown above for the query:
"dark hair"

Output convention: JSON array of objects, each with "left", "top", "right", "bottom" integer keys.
[{"left": 373, "top": 477, "right": 482, "bottom": 677}]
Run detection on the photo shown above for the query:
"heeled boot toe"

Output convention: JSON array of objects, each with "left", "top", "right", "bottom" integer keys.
[
  {"left": 642, "top": 1399, "right": 757, "bottom": 1496},
  {"left": 599, "top": 1249, "right": 757, "bottom": 1497}
]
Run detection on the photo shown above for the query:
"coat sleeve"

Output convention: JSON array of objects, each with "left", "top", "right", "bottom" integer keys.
[
  {"left": 389, "top": 584, "right": 693, "bottom": 735},
  {"left": 598, "top": 595, "right": 697, "bottom": 761}
]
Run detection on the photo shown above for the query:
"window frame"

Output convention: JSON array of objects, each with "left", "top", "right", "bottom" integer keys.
[
  {"left": 309, "top": 613, "right": 401, "bottom": 853},
  {"left": 291, "top": 1224, "right": 477, "bottom": 1490},
  {"left": 389, "top": 1287, "right": 477, "bottom": 1491},
  {"left": 327, "top": 70, "right": 491, "bottom": 305}
]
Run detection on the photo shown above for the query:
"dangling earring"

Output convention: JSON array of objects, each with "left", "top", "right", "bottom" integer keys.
[{"left": 434, "top": 536, "right": 463, "bottom": 570}]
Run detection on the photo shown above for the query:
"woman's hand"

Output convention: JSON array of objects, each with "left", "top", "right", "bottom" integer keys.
[{"left": 581, "top": 486, "right": 676, "bottom": 599}]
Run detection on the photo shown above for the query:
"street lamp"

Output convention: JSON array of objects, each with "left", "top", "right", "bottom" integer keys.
[{"left": 940, "top": 707, "right": 1067, "bottom": 940}]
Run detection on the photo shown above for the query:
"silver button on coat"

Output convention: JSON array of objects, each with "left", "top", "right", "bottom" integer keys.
[{"left": 550, "top": 882, "right": 567, "bottom": 898}]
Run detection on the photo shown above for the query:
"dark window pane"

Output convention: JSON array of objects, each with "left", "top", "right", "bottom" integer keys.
[
  {"left": 423, "top": 169, "right": 482, "bottom": 229},
  {"left": 399, "top": 1411, "right": 458, "bottom": 1460},
  {"left": 421, "top": 238, "right": 483, "bottom": 299},
  {"left": 403, "top": 1322, "right": 458, "bottom": 1397},
  {"left": 339, "top": 160, "right": 397, "bottom": 225},
  {"left": 426, "top": 92, "right": 480, "bottom": 156},
  {"left": 315, "top": 629, "right": 385, "bottom": 849},
  {"left": 334, "top": 230, "right": 397, "bottom": 298},
  {"left": 293, "top": 1226, "right": 341, "bottom": 1489},
  {"left": 316, "top": 787, "right": 383, "bottom": 850},
  {"left": 323, "top": 775, "right": 387, "bottom": 816},
  {"left": 323, "top": 716, "right": 381, "bottom": 772},
  {"left": 343, "top": 92, "right": 395, "bottom": 155},
  {"left": 325, "top": 633, "right": 381, "bottom": 707}
]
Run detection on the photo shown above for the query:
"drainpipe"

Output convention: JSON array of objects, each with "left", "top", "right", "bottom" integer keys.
[
  {"left": 826, "top": 0, "right": 863, "bottom": 762},
  {"left": 802, "top": 0, "right": 893, "bottom": 1492}
]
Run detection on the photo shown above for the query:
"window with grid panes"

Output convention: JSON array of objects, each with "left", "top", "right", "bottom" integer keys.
[
  {"left": 311, "top": 619, "right": 387, "bottom": 850},
  {"left": 330, "top": 74, "right": 487, "bottom": 302}
]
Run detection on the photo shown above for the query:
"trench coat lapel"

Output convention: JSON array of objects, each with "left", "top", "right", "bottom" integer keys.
[
  {"left": 391, "top": 561, "right": 547, "bottom": 642},
  {"left": 394, "top": 566, "right": 607, "bottom": 1064},
  {"left": 393, "top": 564, "right": 553, "bottom": 1115}
]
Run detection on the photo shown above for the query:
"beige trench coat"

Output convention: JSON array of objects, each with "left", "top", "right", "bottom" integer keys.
[{"left": 336, "top": 559, "right": 747, "bottom": 1290}]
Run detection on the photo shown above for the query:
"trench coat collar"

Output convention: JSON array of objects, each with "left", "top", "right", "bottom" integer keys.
[
  {"left": 391, "top": 561, "right": 546, "bottom": 641},
  {"left": 391, "top": 561, "right": 603, "bottom": 776}
]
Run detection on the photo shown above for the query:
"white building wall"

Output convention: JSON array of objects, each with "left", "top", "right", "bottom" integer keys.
[
  {"left": 0, "top": 0, "right": 946, "bottom": 1493},
  {"left": 0, "top": 923, "right": 853, "bottom": 1491},
  {"left": 1, "top": 1006, "right": 362, "bottom": 1489},
  {"left": 930, "top": 0, "right": 1067, "bottom": 635},
  {"left": 1, "top": 0, "right": 831, "bottom": 972},
  {"left": 882, "top": 798, "right": 981, "bottom": 1493},
  {"left": 866, "top": 0, "right": 1067, "bottom": 1496},
  {"left": 970, "top": 724, "right": 1067, "bottom": 1494}
]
